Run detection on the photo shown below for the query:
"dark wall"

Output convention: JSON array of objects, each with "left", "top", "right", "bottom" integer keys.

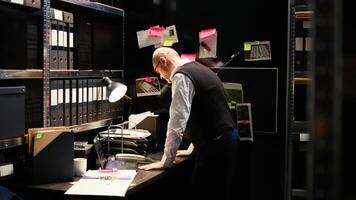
[{"left": 120, "top": 0, "right": 288, "bottom": 199}]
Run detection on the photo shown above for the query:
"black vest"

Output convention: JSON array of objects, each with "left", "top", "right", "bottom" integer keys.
[{"left": 174, "top": 62, "right": 234, "bottom": 148}]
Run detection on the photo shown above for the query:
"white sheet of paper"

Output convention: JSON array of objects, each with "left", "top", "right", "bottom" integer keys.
[
  {"left": 128, "top": 111, "right": 156, "bottom": 128},
  {"left": 99, "top": 129, "right": 151, "bottom": 139},
  {"left": 65, "top": 170, "right": 137, "bottom": 197}
]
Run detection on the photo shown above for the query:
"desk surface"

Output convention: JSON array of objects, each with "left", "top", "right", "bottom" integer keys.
[{"left": 24, "top": 152, "right": 189, "bottom": 197}]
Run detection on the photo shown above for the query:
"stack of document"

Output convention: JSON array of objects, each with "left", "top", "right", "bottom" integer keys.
[{"left": 65, "top": 169, "right": 137, "bottom": 197}]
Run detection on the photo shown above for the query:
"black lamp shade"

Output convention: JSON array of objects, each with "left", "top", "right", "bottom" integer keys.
[{"left": 103, "top": 77, "right": 127, "bottom": 103}]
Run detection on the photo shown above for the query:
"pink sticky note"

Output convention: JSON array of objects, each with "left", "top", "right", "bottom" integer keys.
[
  {"left": 199, "top": 28, "right": 217, "bottom": 39},
  {"left": 144, "top": 77, "right": 153, "bottom": 82},
  {"left": 149, "top": 26, "right": 166, "bottom": 37},
  {"left": 181, "top": 54, "right": 196, "bottom": 62}
]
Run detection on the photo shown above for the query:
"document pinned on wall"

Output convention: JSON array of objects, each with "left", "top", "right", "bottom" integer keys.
[
  {"left": 137, "top": 29, "right": 163, "bottom": 49},
  {"left": 199, "top": 28, "right": 217, "bottom": 58},
  {"left": 181, "top": 54, "right": 196, "bottom": 62},
  {"left": 137, "top": 25, "right": 179, "bottom": 48},
  {"left": 243, "top": 41, "right": 272, "bottom": 61}
]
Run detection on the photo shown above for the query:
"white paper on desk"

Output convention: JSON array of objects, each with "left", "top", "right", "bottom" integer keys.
[
  {"left": 128, "top": 111, "right": 157, "bottom": 129},
  {"left": 99, "top": 129, "right": 151, "bottom": 139},
  {"left": 65, "top": 170, "right": 137, "bottom": 197}
]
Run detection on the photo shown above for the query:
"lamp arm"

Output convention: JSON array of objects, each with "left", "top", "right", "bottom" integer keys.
[{"left": 216, "top": 47, "right": 243, "bottom": 76}]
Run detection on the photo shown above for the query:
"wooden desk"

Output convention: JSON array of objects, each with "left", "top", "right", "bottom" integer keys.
[{"left": 20, "top": 152, "right": 193, "bottom": 199}]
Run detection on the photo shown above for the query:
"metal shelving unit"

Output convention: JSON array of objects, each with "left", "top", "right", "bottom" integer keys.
[
  {"left": 285, "top": 1, "right": 313, "bottom": 199},
  {"left": 0, "top": 0, "right": 125, "bottom": 148}
]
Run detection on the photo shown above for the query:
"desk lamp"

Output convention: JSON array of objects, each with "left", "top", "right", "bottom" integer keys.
[
  {"left": 102, "top": 76, "right": 127, "bottom": 155},
  {"left": 102, "top": 77, "right": 146, "bottom": 163}
]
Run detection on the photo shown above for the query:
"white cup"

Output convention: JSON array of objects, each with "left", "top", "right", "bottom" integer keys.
[{"left": 73, "top": 158, "right": 87, "bottom": 177}]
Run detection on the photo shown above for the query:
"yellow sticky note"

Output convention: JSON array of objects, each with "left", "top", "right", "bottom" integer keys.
[
  {"left": 35, "top": 133, "right": 44, "bottom": 139},
  {"left": 244, "top": 42, "right": 251, "bottom": 51},
  {"left": 163, "top": 39, "right": 174, "bottom": 46}
]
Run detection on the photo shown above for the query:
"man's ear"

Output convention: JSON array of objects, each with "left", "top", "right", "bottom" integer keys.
[{"left": 160, "top": 57, "right": 168, "bottom": 66}]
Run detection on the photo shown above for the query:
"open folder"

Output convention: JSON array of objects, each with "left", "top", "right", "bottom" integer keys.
[{"left": 27, "top": 127, "right": 74, "bottom": 184}]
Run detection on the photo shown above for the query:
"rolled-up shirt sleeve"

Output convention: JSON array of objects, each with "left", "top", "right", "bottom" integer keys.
[{"left": 161, "top": 73, "right": 195, "bottom": 167}]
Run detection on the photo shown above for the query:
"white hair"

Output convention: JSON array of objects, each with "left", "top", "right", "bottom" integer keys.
[{"left": 152, "top": 47, "right": 180, "bottom": 65}]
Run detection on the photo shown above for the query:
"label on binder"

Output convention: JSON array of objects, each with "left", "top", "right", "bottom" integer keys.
[
  {"left": 11, "top": 0, "right": 24, "bottom": 5},
  {"left": 53, "top": 9, "right": 63, "bottom": 21}
]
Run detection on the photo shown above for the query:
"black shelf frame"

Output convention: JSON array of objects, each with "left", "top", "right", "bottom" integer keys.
[
  {"left": 285, "top": 0, "right": 312, "bottom": 199},
  {"left": 54, "top": 0, "right": 124, "bottom": 16},
  {"left": 0, "top": 136, "right": 27, "bottom": 150}
]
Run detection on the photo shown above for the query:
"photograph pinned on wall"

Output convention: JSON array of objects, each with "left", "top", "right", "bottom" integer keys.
[
  {"left": 198, "top": 28, "right": 217, "bottom": 58},
  {"left": 243, "top": 41, "right": 272, "bottom": 61},
  {"left": 154, "top": 25, "right": 179, "bottom": 48},
  {"left": 135, "top": 77, "right": 161, "bottom": 97}
]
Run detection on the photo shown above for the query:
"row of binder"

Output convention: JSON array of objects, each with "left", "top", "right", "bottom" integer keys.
[
  {"left": 50, "top": 8, "right": 74, "bottom": 69},
  {"left": 50, "top": 78, "right": 124, "bottom": 127}
]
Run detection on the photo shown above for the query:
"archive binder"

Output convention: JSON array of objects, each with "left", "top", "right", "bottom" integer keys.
[
  {"left": 71, "top": 79, "right": 78, "bottom": 125},
  {"left": 58, "top": 21, "right": 66, "bottom": 69},
  {"left": 102, "top": 85, "right": 110, "bottom": 119},
  {"left": 87, "top": 79, "right": 93, "bottom": 122},
  {"left": 57, "top": 80, "right": 64, "bottom": 126},
  {"left": 63, "top": 11, "right": 74, "bottom": 24},
  {"left": 50, "top": 80, "right": 58, "bottom": 127},
  {"left": 24, "top": 0, "right": 41, "bottom": 9},
  {"left": 63, "top": 23, "right": 69, "bottom": 69},
  {"left": 63, "top": 11, "right": 74, "bottom": 69},
  {"left": 92, "top": 79, "right": 98, "bottom": 121},
  {"left": 82, "top": 79, "right": 88, "bottom": 123},
  {"left": 68, "top": 23, "right": 74, "bottom": 69},
  {"left": 50, "top": 19, "right": 58, "bottom": 69},
  {"left": 77, "top": 79, "right": 83, "bottom": 125},
  {"left": 27, "top": 127, "right": 73, "bottom": 184},
  {"left": 50, "top": 8, "right": 64, "bottom": 69},
  {"left": 96, "top": 79, "right": 103, "bottom": 120},
  {"left": 64, "top": 79, "right": 71, "bottom": 126}
]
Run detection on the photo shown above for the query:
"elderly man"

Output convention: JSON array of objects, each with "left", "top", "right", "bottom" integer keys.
[{"left": 139, "top": 47, "right": 239, "bottom": 200}]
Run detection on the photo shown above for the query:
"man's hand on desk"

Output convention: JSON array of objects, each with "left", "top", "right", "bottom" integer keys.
[
  {"left": 176, "top": 149, "right": 193, "bottom": 157},
  {"left": 138, "top": 162, "right": 166, "bottom": 170}
]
